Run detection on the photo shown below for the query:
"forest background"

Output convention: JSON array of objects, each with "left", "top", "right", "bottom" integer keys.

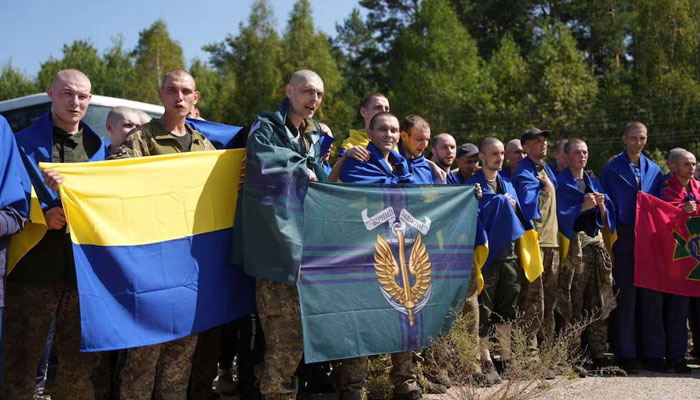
[{"left": 2, "top": 0, "right": 698, "bottom": 172}]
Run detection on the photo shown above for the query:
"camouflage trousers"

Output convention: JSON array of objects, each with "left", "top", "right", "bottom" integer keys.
[
  {"left": 332, "top": 352, "right": 420, "bottom": 400},
  {"left": 558, "top": 232, "right": 616, "bottom": 359},
  {"left": 519, "top": 247, "right": 559, "bottom": 348},
  {"left": 256, "top": 279, "right": 304, "bottom": 399},
  {"left": 0, "top": 282, "right": 94, "bottom": 400},
  {"left": 119, "top": 334, "right": 198, "bottom": 400}
]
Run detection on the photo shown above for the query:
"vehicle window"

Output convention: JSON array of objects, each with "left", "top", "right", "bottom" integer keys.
[
  {"left": 1, "top": 103, "right": 51, "bottom": 133},
  {"left": 82, "top": 105, "right": 112, "bottom": 141}
]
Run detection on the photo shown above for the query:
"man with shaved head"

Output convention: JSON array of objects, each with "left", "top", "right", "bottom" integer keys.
[
  {"left": 431, "top": 133, "right": 457, "bottom": 181},
  {"left": 2, "top": 69, "right": 109, "bottom": 399},
  {"left": 105, "top": 106, "right": 141, "bottom": 153},
  {"left": 601, "top": 122, "right": 663, "bottom": 373},
  {"left": 233, "top": 69, "right": 328, "bottom": 399},
  {"left": 135, "top": 109, "right": 153, "bottom": 125},
  {"left": 328, "top": 92, "right": 391, "bottom": 181},
  {"left": 502, "top": 139, "right": 526, "bottom": 180},
  {"left": 549, "top": 139, "right": 568, "bottom": 176},
  {"left": 655, "top": 148, "right": 698, "bottom": 373},
  {"left": 43, "top": 68, "right": 217, "bottom": 399},
  {"left": 109, "top": 68, "right": 216, "bottom": 399}
]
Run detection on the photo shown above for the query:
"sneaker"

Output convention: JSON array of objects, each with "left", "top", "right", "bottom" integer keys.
[
  {"left": 482, "top": 360, "right": 502, "bottom": 385},
  {"left": 471, "top": 371, "right": 489, "bottom": 387},
  {"left": 616, "top": 358, "right": 640, "bottom": 375},
  {"left": 215, "top": 367, "right": 237, "bottom": 396}
]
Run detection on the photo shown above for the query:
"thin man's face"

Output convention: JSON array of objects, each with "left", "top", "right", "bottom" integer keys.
[
  {"left": 369, "top": 116, "right": 400, "bottom": 155},
  {"left": 623, "top": 129, "right": 647, "bottom": 155}
]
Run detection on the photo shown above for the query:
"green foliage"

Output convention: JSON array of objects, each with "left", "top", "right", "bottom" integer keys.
[
  {"left": 101, "top": 36, "right": 138, "bottom": 99},
  {"left": 0, "top": 61, "right": 38, "bottom": 101},
  {"left": 485, "top": 34, "right": 535, "bottom": 138},
  {"left": 37, "top": 40, "right": 106, "bottom": 92},
  {"left": 5, "top": 0, "right": 700, "bottom": 174},
  {"left": 281, "top": 0, "right": 353, "bottom": 133},
  {"left": 132, "top": 20, "right": 185, "bottom": 104},
  {"left": 204, "top": 0, "right": 283, "bottom": 124},
  {"left": 334, "top": 8, "right": 385, "bottom": 129},
  {"left": 388, "top": 0, "right": 488, "bottom": 140},
  {"left": 529, "top": 24, "right": 598, "bottom": 136}
]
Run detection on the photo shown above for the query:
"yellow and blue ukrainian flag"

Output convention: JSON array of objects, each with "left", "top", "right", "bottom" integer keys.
[{"left": 39, "top": 150, "right": 255, "bottom": 351}]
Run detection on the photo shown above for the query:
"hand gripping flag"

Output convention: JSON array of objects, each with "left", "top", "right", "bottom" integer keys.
[
  {"left": 634, "top": 192, "right": 700, "bottom": 296},
  {"left": 297, "top": 182, "right": 477, "bottom": 362},
  {"left": 39, "top": 150, "right": 255, "bottom": 351}
]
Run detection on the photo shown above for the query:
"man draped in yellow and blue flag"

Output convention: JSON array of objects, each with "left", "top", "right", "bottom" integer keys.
[
  {"left": 467, "top": 137, "right": 541, "bottom": 382},
  {"left": 335, "top": 113, "right": 421, "bottom": 399},
  {"left": 600, "top": 122, "right": 663, "bottom": 374},
  {"left": 556, "top": 139, "right": 616, "bottom": 369},
  {"left": 512, "top": 128, "right": 559, "bottom": 350},
  {"left": 2, "top": 69, "right": 109, "bottom": 400},
  {"left": 0, "top": 115, "right": 30, "bottom": 388}
]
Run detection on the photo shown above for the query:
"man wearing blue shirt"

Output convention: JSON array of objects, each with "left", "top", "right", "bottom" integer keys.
[
  {"left": 449, "top": 143, "right": 480, "bottom": 184},
  {"left": 601, "top": 121, "right": 663, "bottom": 373},
  {"left": 398, "top": 115, "right": 442, "bottom": 184},
  {"left": 335, "top": 112, "right": 421, "bottom": 400}
]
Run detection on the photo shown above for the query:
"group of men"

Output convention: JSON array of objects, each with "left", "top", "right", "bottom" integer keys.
[{"left": 0, "top": 65, "right": 698, "bottom": 400}]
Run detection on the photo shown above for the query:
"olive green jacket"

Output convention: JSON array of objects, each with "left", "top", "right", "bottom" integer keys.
[{"left": 111, "top": 118, "right": 215, "bottom": 159}]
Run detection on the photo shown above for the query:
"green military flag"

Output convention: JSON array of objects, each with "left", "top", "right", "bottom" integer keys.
[{"left": 298, "top": 182, "right": 478, "bottom": 362}]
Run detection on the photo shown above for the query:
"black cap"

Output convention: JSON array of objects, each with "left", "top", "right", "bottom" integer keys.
[
  {"left": 457, "top": 143, "right": 479, "bottom": 158},
  {"left": 521, "top": 127, "right": 551, "bottom": 143}
]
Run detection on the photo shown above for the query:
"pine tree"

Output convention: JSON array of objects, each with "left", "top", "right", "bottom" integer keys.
[
  {"left": 388, "top": 0, "right": 489, "bottom": 141},
  {"left": 529, "top": 23, "right": 598, "bottom": 135},
  {"left": 203, "top": 0, "right": 283, "bottom": 124},
  {"left": 280, "top": 0, "right": 352, "bottom": 133},
  {"left": 132, "top": 20, "right": 185, "bottom": 104}
]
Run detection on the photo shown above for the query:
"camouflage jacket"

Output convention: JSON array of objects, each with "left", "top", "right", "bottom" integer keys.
[{"left": 111, "top": 118, "right": 215, "bottom": 159}]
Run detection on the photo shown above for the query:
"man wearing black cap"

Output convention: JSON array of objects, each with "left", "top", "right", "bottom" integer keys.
[
  {"left": 512, "top": 128, "right": 560, "bottom": 352},
  {"left": 449, "top": 143, "right": 480, "bottom": 184}
]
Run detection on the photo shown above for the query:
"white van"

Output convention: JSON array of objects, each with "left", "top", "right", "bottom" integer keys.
[{"left": 0, "top": 93, "right": 164, "bottom": 141}]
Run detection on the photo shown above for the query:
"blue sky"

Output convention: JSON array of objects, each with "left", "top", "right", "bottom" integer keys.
[{"left": 1, "top": 0, "right": 361, "bottom": 77}]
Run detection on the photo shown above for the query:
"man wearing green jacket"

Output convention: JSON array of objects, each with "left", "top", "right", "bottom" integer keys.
[{"left": 234, "top": 70, "right": 327, "bottom": 400}]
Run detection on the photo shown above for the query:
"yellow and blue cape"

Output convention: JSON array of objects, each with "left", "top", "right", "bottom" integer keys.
[{"left": 556, "top": 168, "right": 617, "bottom": 261}]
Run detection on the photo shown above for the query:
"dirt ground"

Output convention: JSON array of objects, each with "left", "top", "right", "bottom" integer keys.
[{"left": 425, "top": 363, "right": 700, "bottom": 400}]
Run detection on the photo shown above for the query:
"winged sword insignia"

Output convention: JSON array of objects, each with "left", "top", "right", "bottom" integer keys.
[{"left": 373, "top": 230, "right": 432, "bottom": 326}]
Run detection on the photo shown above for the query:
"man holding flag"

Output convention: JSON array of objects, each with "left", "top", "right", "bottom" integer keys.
[
  {"left": 654, "top": 148, "right": 698, "bottom": 373},
  {"left": 556, "top": 139, "right": 616, "bottom": 369},
  {"left": 43, "top": 68, "right": 218, "bottom": 399},
  {"left": 2, "top": 69, "right": 110, "bottom": 400},
  {"left": 335, "top": 111, "right": 421, "bottom": 400},
  {"left": 600, "top": 122, "right": 663, "bottom": 373}
]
